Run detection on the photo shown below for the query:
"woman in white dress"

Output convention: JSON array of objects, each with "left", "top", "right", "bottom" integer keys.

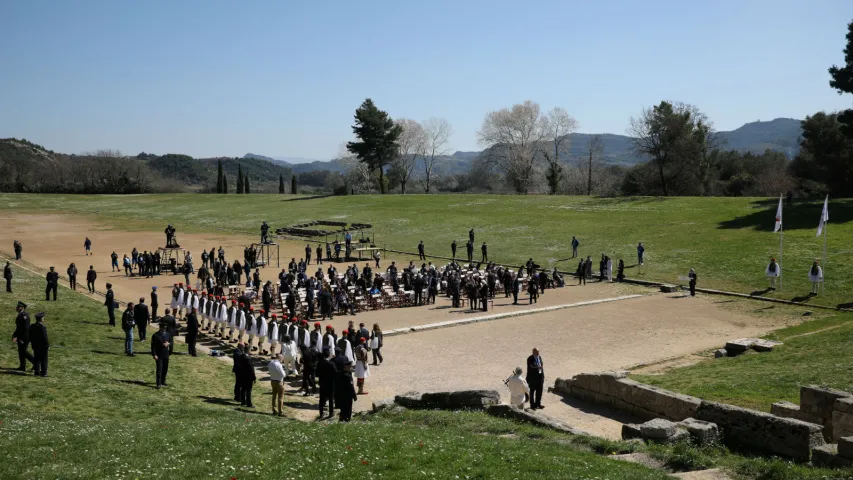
[{"left": 808, "top": 260, "right": 823, "bottom": 296}]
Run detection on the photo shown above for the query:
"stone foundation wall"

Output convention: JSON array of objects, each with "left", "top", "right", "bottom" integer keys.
[
  {"left": 554, "top": 371, "right": 826, "bottom": 461},
  {"left": 771, "top": 385, "right": 853, "bottom": 441},
  {"left": 553, "top": 371, "right": 700, "bottom": 421}
]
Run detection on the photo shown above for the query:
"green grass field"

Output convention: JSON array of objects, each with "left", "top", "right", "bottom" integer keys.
[
  {"left": 0, "top": 264, "right": 672, "bottom": 479},
  {"left": 3, "top": 193, "right": 852, "bottom": 309},
  {"left": 634, "top": 309, "right": 853, "bottom": 411}
]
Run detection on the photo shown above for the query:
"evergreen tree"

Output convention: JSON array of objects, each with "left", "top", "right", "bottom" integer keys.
[
  {"left": 279, "top": 173, "right": 285, "bottom": 193},
  {"left": 291, "top": 174, "right": 297, "bottom": 194},
  {"left": 217, "top": 159, "right": 223, "bottom": 193},
  {"left": 223, "top": 174, "right": 228, "bottom": 194},
  {"left": 829, "top": 20, "right": 853, "bottom": 137},
  {"left": 545, "top": 161, "right": 563, "bottom": 195},
  {"left": 236, "top": 165, "right": 244, "bottom": 194},
  {"left": 244, "top": 175, "right": 250, "bottom": 194},
  {"left": 346, "top": 98, "right": 402, "bottom": 194}
]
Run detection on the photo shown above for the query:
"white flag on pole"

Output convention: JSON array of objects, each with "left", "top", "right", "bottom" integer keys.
[
  {"left": 773, "top": 194, "right": 783, "bottom": 232},
  {"left": 817, "top": 195, "right": 829, "bottom": 237}
]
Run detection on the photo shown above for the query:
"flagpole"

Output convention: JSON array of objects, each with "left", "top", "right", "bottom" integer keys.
[
  {"left": 779, "top": 225, "right": 783, "bottom": 291},
  {"left": 822, "top": 220, "right": 827, "bottom": 295}
]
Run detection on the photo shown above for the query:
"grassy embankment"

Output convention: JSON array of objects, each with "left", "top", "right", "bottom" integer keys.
[
  {"left": 3, "top": 193, "right": 851, "bottom": 308},
  {"left": 0, "top": 264, "right": 669, "bottom": 479}
]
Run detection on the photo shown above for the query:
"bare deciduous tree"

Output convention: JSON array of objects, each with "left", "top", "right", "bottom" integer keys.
[
  {"left": 477, "top": 100, "right": 550, "bottom": 194},
  {"left": 392, "top": 118, "right": 426, "bottom": 194},
  {"left": 418, "top": 117, "right": 452, "bottom": 193}
]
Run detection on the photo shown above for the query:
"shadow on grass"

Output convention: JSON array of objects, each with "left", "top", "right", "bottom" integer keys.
[
  {"left": 92, "top": 350, "right": 121, "bottom": 356},
  {"left": 718, "top": 198, "right": 853, "bottom": 231},
  {"left": 750, "top": 288, "right": 773, "bottom": 296},
  {"left": 283, "top": 399, "right": 319, "bottom": 411},
  {"left": 198, "top": 395, "right": 237, "bottom": 406},
  {"left": 0, "top": 368, "right": 28, "bottom": 376},
  {"left": 837, "top": 302, "right": 853, "bottom": 309},
  {"left": 791, "top": 295, "right": 814, "bottom": 303},
  {"left": 114, "top": 379, "right": 157, "bottom": 389}
]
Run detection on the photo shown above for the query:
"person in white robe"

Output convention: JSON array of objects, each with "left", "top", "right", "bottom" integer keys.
[
  {"left": 245, "top": 308, "right": 256, "bottom": 351},
  {"left": 808, "top": 260, "right": 823, "bottom": 295},
  {"left": 217, "top": 297, "right": 229, "bottom": 337},
  {"left": 354, "top": 337, "right": 370, "bottom": 395},
  {"left": 323, "top": 326, "right": 337, "bottom": 359},
  {"left": 191, "top": 290, "right": 200, "bottom": 315},
  {"left": 765, "top": 258, "right": 781, "bottom": 290},
  {"left": 198, "top": 295, "right": 207, "bottom": 329},
  {"left": 268, "top": 315, "right": 280, "bottom": 356},
  {"left": 606, "top": 257, "right": 613, "bottom": 282},
  {"left": 281, "top": 333, "right": 299, "bottom": 376},
  {"left": 505, "top": 367, "right": 530, "bottom": 409},
  {"left": 227, "top": 301, "right": 239, "bottom": 341},
  {"left": 338, "top": 332, "right": 355, "bottom": 364},
  {"left": 256, "top": 311, "right": 268, "bottom": 355},
  {"left": 235, "top": 305, "right": 247, "bottom": 343},
  {"left": 176, "top": 285, "right": 186, "bottom": 317}
]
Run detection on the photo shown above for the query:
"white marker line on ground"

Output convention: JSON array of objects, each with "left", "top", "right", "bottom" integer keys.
[{"left": 384, "top": 294, "right": 646, "bottom": 337}]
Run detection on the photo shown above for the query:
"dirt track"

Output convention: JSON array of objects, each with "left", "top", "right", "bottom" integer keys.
[{"left": 0, "top": 213, "right": 790, "bottom": 437}]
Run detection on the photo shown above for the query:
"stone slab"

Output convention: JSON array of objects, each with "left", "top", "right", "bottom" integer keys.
[
  {"left": 678, "top": 418, "right": 720, "bottom": 446},
  {"left": 811, "top": 443, "right": 853, "bottom": 468},
  {"left": 714, "top": 349, "right": 727, "bottom": 358},
  {"left": 838, "top": 436, "right": 853, "bottom": 460},
  {"left": 752, "top": 339, "right": 782, "bottom": 352},
  {"left": 485, "top": 404, "right": 588, "bottom": 435},
  {"left": 640, "top": 418, "right": 677, "bottom": 439},
  {"left": 621, "top": 423, "right": 643, "bottom": 440}
]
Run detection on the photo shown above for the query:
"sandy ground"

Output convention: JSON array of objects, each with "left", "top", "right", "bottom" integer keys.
[{"left": 0, "top": 213, "right": 790, "bottom": 437}]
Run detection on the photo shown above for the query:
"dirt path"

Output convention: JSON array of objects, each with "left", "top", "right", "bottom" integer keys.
[{"left": 0, "top": 212, "right": 792, "bottom": 436}]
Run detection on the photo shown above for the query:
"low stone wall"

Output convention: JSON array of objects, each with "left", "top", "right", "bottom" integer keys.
[
  {"left": 553, "top": 371, "right": 700, "bottom": 421},
  {"left": 554, "top": 371, "right": 827, "bottom": 461},
  {"left": 696, "top": 401, "right": 824, "bottom": 462}
]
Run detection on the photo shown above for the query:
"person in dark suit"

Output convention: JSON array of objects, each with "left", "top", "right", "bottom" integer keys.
[
  {"left": 134, "top": 298, "right": 150, "bottom": 342},
  {"left": 29, "top": 312, "right": 49, "bottom": 377},
  {"left": 451, "top": 240, "right": 457, "bottom": 259},
  {"left": 3, "top": 261, "right": 11, "bottom": 293},
  {"left": 300, "top": 345, "right": 317, "bottom": 396},
  {"left": 150, "top": 286, "right": 159, "bottom": 320},
  {"left": 316, "top": 346, "right": 337, "bottom": 418},
  {"left": 160, "top": 309, "right": 178, "bottom": 354},
  {"left": 12, "top": 301, "right": 34, "bottom": 371},
  {"left": 334, "top": 357, "right": 357, "bottom": 422},
  {"left": 151, "top": 322, "right": 171, "bottom": 389},
  {"left": 121, "top": 303, "right": 136, "bottom": 356},
  {"left": 86, "top": 265, "right": 97, "bottom": 293},
  {"left": 45, "top": 266, "right": 59, "bottom": 301},
  {"left": 104, "top": 283, "right": 116, "bottom": 326},
  {"left": 526, "top": 348, "right": 545, "bottom": 409},
  {"left": 262, "top": 282, "right": 272, "bottom": 315},
  {"left": 238, "top": 344, "right": 256, "bottom": 407},
  {"left": 185, "top": 307, "right": 199, "bottom": 357},
  {"left": 232, "top": 342, "right": 244, "bottom": 401}
]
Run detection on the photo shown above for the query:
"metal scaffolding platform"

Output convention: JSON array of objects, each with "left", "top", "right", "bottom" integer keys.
[{"left": 251, "top": 242, "right": 279, "bottom": 268}]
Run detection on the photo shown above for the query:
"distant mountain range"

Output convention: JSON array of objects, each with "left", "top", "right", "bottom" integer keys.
[{"left": 246, "top": 118, "right": 803, "bottom": 175}]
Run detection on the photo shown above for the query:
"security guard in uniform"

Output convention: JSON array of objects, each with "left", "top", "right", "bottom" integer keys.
[
  {"left": 45, "top": 266, "right": 59, "bottom": 301},
  {"left": 12, "top": 301, "right": 34, "bottom": 371}
]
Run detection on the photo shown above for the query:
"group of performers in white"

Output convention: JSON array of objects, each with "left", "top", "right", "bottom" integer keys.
[{"left": 763, "top": 258, "right": 824, "bottom": 295}]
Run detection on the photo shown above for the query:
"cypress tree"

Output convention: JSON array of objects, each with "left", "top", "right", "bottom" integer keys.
[
  {"left": 291, "top": 174, "right": 297, "bottom": 194},
  {"left": 279, "top": 173, "right": 285, "bottom": 194},
  {"left": 223, "top": 174, "right": 229, "bottom": 194},
  {"left": 244, "top": 175, "right": 250, "bottom": 194},
  {"left": 236, "top": 165, "right": 244, "bottom": 194},
  {"left": 217, "top": 159, "right": 223, "bottom": 193}
]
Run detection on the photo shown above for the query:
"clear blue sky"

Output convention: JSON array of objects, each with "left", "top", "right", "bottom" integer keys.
[{"left": 1, "top": 0, "right": 850, "bottom": 160}]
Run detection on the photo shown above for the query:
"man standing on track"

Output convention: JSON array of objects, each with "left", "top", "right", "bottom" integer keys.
[
  {"left": 122, "top": 302, "right": 136, "bottom": 356},
  {"left": 526, "top": 348, "right": 545, "bottom": 410},
  {"left": 150, "top": 286, "right": 159, "bottom": 321},
  {"left": 418, "top": 241, "right": 425, "bottom": 261},
  {"left": 67, "top": 263, "right": 78, "bottom": 291},
  {"left": 451, "top": 240, "right": 457, "bottom": 259},
  {"left": 86, "top": 265, "right": 97, "bottom": 293}
]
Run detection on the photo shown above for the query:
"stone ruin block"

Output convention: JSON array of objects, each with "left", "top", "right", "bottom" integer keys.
[
  {"left": 724, "top": 338, "right": 755, "bottom": 355},
  {"left": 696, "top": 400, "right": 825, "bottom": 462},
  {"left": 801, "top": 385, "right": 852, "bottom": 440},
  {"left": 660, "top": 284, "right": 679, "bottom": 293},
  {"left": 833, "top": 397, "right": 853, "bottom": 441},
  {"left": 812, "top": 443, "right": 853, "bottom": 468},
  {"left": 639, "top": 418, "right": 677, "bottom": 439},
  {"left": 621, "top": 423, "right": 643, "bottom": 440},
  {"left": 678, "top": 418, "right": 720, "bottom": 446},
  {"left": 752, "top": 339, "right": 783, "bottom": 352},
  {"left": 771, "top": 400, "right": 820, "bottom": 424},
  {"left": 838, "top": 436, "right": 853, "bottom": 460},
  {"left": 714, "top": 349, "right": 727, "bottom": 358}
]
